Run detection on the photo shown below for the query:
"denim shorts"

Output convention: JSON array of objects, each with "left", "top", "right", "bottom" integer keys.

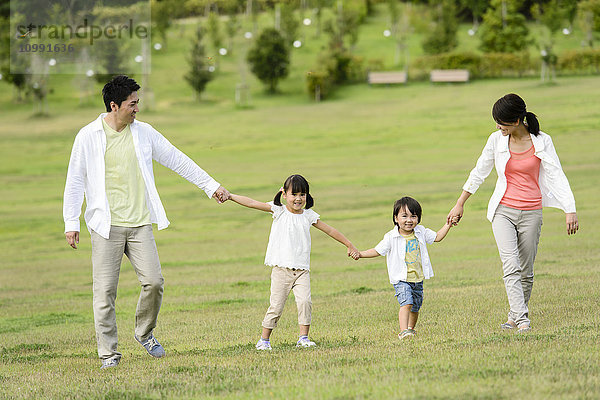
[{"left": 393, "top": 281, "right": 424, "bottom": 312}]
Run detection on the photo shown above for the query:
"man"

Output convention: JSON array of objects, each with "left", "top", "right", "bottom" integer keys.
[{"left": 63, "top": 75, "right": 229, "bottom": 369}]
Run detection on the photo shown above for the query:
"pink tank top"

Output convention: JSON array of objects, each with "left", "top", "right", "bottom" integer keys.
[{"left": 500, "top": 144, "right": 543, "bottom": 210}]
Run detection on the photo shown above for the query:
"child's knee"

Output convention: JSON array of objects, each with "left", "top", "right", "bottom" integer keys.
[{"left": 296, "top": 298, "right": 312, "bottom": 325}]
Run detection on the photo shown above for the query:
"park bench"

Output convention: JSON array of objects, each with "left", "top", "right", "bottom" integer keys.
[
  {"left": 367, "top": 71, "right": 407, "bottom": 85},
  {"left": 430, "top": 69, "right": 470, "bottom": 83}
]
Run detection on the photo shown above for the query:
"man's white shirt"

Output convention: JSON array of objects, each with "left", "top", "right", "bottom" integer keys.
[{"left": 63, "top": 114, "right": 220, "bottom": 239}]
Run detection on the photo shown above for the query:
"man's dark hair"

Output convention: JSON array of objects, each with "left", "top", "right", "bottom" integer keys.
[
  {"left": 102, "top": 75, "right": 140, "bottom": 112},
  {"left": 393, "top": 196, "right": 422, "bottom": 225}
]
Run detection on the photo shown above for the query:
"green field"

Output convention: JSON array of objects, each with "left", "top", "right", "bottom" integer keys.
[{"left": 1, "top": 8, "right": 600, "bottom": 400}]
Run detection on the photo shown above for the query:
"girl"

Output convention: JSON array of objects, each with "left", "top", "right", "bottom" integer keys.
[
  {"left": 228, "top": 174, "right": 359, "bottom": 350},
  {"left": 356, "top": 197, "right": 452, "bottom": 339},
  {"left": 447, "top": 93, "right": 578, "bottom": 332}
]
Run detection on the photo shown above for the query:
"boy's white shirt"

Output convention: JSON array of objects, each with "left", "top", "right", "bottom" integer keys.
[
  {"left": 63, "top": 113, "right": 220, "bottom": 239},
  {"left": 375, "top": 225, "right": 437, "bottom": 284},
  {"left": 463, "top": 130, "right": 576, "bottom": 222}
]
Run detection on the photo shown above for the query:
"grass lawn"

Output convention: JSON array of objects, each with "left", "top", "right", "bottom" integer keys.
[{"left": 1, "top": 7, "right": 599, "bottom": 400}]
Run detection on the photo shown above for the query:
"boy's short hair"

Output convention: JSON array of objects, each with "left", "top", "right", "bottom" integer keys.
[
  {"left": 102, "top": 75, "right": 140, "bottom": 112},
  {"left": 393, "top": 197, "right": 422, "bottom": 225}
]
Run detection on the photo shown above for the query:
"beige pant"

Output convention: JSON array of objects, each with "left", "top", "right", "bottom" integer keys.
[
  {"left": 90, "top": 225, "right": 164, "bottom": 360},
  {"left": 492, "top": 205, "right": 543, "bottom": 327},
  {"left": 262, "top": 266, "right": 312, "bottom": 329}
]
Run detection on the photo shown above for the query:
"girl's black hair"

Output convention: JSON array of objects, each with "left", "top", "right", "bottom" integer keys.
[
  {"left": 393, "top": 197, "right": 422, "bottom": 226},
  {"left": 492, "top": 93, "right": 540, "bottom": 136},
  {"left": 102, "top": 75, "right": 141, "bottom": 112},
  {"left": 273, "top": 174, "right": 314, "bottom": 209}
]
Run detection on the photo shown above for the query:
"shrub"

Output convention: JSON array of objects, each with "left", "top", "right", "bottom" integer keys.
[
  {"left": 306, "top": 47, "right": 366, "bottom": 101},
  {"left": 412, "top": 51, "right": 481, "bottom": 77},
  {"left": 478, "top": 52, "right": 537, "bottom": 78},
  {"left": 412, "top": 51, "right": 538, "bottom": 79},
  {"left": 558, "top": 48, "right": 600, "bottom": 74},
  {"left": 319, "top": 47, "right": 366, "bottom": 85},
  {"left": 306, "top": 70, "right": 333, "bottom": 101}
]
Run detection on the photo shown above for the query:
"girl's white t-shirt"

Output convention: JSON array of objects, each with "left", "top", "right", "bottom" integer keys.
[{"left": 264, "top": 202, "right": 320, "bottom": 270}]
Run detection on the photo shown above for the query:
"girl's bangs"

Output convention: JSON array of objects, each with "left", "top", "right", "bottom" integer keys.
[{"left": 287, "top": 176, "right": 310, "bottom": 194}]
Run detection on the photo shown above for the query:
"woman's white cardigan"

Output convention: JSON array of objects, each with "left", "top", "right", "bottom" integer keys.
[{"left": 463, "top": 130, "right": 576, "bottom": 222}]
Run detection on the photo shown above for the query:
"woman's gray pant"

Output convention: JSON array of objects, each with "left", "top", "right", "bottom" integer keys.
[{"left": 491, "top": 205, "right": 543, "bottom": 328}]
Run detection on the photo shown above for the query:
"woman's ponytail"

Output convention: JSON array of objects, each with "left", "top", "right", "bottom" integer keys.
[
  {"left": 493, "top": 94, "right": 541, "bottom": 136},
  {"left": 524, "top": 111, "right": 540, "bottom": 136}
]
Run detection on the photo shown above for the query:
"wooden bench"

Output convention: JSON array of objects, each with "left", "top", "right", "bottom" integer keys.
[
  {"left": 430, "top": 69, "right": 469, "bottom": 83},
  {"left": 367, "top": 71, "right": 407, "bottom": 85}
]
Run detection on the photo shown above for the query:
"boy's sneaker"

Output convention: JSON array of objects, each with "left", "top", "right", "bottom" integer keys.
[
  {"left": 255, "top": 339, "right": 272, "bottom": 350},
  {"left": 398, "top": 329, "right": 415, "bottom": 339},
  {"left": 296, "top": 336, "right": 316, "bottom": 348},
  {"left": 135, "top": 334, "right": 166, "bottom": 358},
  {"left": 100, "top": 357, "right": 120, "bottom": 369}
]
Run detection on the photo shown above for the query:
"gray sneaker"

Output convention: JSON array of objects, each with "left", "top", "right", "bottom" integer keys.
[
  {"left": 135, "top": 334, "right": 166, "bottom": 358},
  {"left": 100, "top": 357, "right": 120, "bottom": 369}
]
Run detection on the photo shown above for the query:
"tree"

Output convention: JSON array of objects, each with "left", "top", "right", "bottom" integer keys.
[
  {"left": 246, "top": 28, "right": 289, "bottom": 92},
  {"left": 280, "top": 2, "right": 300, "bottom": 45},
  {"left": 324, "top": 1, "right": 361, "bottom": 50},
  {"left": 185, "top": 26, "right": 214, "bottom": 99},
  {"left": 312, "top": 0, "right": 331, "bottom": 38},
  {"left": 89, "top": 4, "right": 143, "bottom": 83},
  {"left": 422, "top": 0, "right": 459, "bottom": 55},
  {"left": 225, "top": 13, "right": 241, "bottom": 52},
  {"left": 388, "top": 0, "right": 416, "bottom": 68},
  {"left": 151, "top": 0, "right": 174, "bottom": 50},
  {"left": 460, "top": 0, "right": 489, "bottom": 30},
  {"left": 561, "top": 0, "right": 578, "bottom": 30},
  {"left": 532, "top": 0, "right": 567, "bottom": 82},
  {"left": 578, "top": 0, "right": 600, "bottom": 47},
  {"left": 0, "top": 15, "right": 28, "bottom": 100},
  {"left": 207, "top": 11, "right": 224, "bottom": 52},
  {"left": 479, "top": 0, "right": 530, "bottom": 53}
]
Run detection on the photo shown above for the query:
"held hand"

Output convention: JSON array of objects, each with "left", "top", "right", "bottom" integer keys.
[
  {"left": 65, "top": 231, "right": 79, "bottom": 249},
  {"left": 447, "top": 204, "right": 464, "bottom": 226},
  {"left": 566, "top": 212, "right": 579, "bottom": 235},
  {"left": 212, "top": 186, "right": 230, "bottom": 204},
  {"left": 347, "top": 245, "right": 360, "bottom": 260}
]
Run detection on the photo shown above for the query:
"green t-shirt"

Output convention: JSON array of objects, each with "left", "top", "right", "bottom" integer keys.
[
  {"left": 102, "top": 118, "right": 151, "bottom": 227},
  {"left": 402, "top": 232, "right": 424, "bottom": 283}
]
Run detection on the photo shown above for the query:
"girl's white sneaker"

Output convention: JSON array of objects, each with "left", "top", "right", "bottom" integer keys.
[
  {"left": 296, "top": 337, "right": 316, "bottom": 347},
  {"left": 255, "top": 339, "right": 272, "bottom": 350}
]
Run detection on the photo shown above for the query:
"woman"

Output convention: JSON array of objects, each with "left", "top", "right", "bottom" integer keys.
[{"left": 447, "top": 93, "right": 578, "bottom": 332}]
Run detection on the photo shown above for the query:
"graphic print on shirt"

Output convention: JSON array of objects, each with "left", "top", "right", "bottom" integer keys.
[{"left": 404, "top": 234, "right": 424, "bottom": 282}]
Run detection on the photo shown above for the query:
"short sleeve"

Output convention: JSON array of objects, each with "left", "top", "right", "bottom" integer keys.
[
  {"left": 268, "top": 201, "right": 284, "bottom": 219},
  {"left": 423, "top": 227, "right": 437, "bottom": 244},
  {"left": 305, "top": 208, "right": 320, "bottom": 225},
  {"left": 374, "top": 234, "right": 390, "bottom": 256}
]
